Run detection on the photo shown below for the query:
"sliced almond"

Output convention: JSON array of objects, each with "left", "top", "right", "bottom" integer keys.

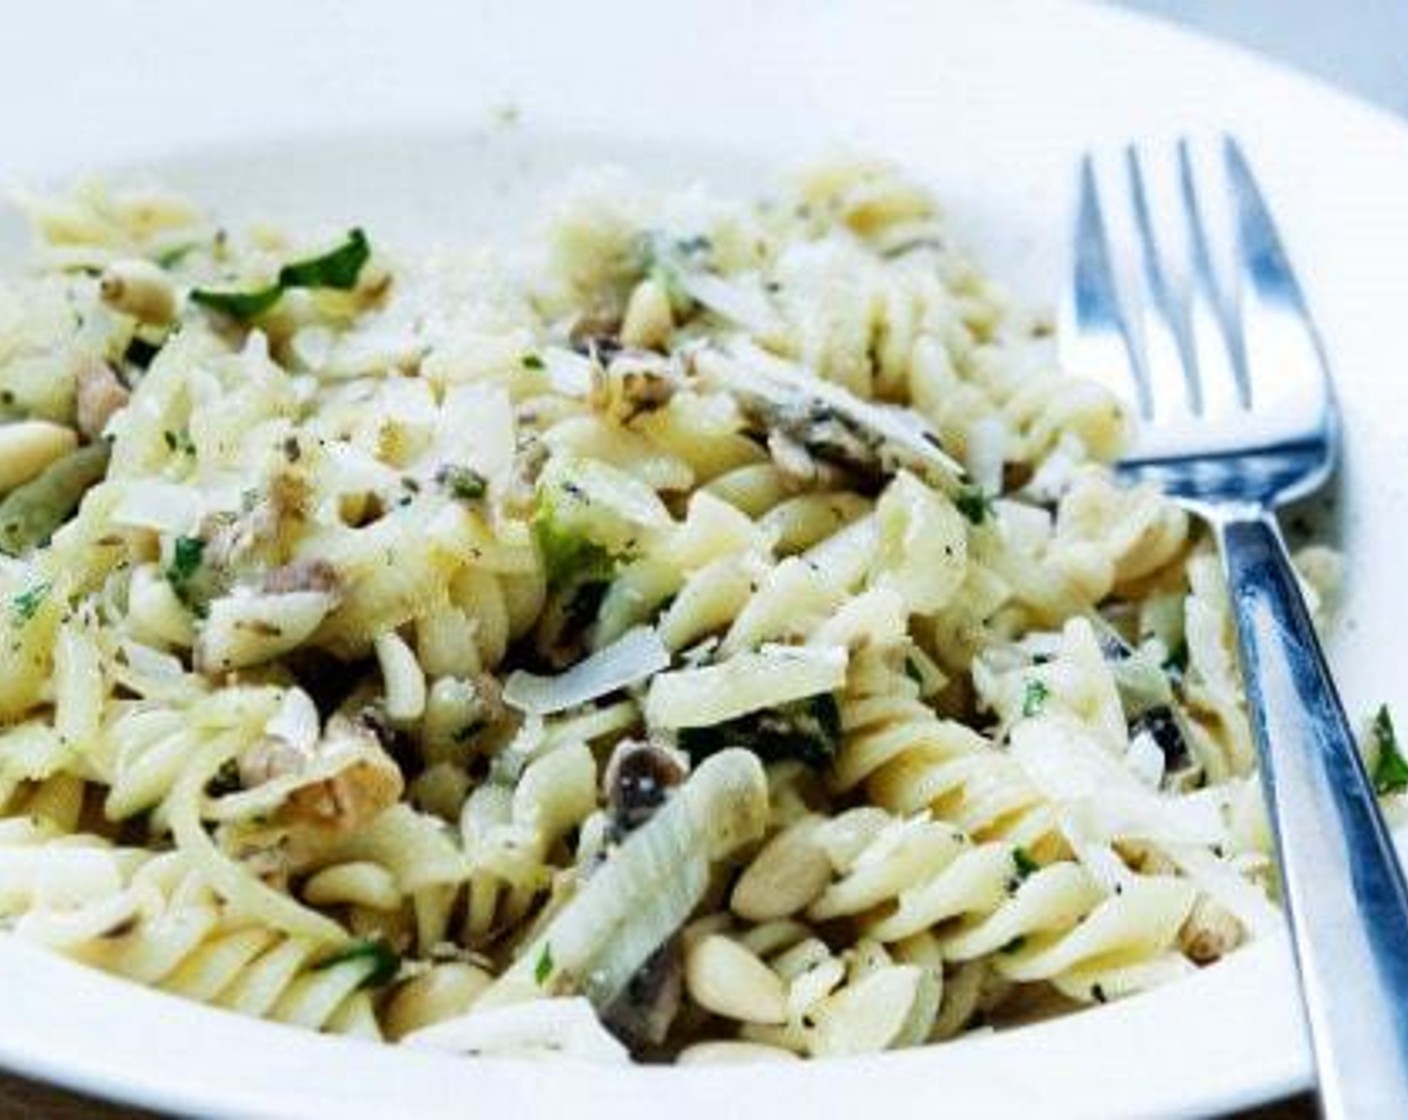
[
  {"left": 0, "top": 421, "right": 78, "bottom": 494},
  {"left": 684, "top": 933, "right": 788, "bottom": 1025},
  {"left": 620, "top": 278, "right": 674, "bottom": 351},
  {"left": 731, "top": 817, "right": 832, "bottom": 921},
  {"left": 384, "top": 963, "right": 494, "bottom": 1041},
  {"left": 808, "top": 964, "right": 940, "bottom": 1057},
  {"left": 676, "top": 1041, "right": 800, "bottom": 1065}
]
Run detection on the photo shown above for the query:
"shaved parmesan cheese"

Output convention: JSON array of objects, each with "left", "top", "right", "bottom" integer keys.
[
  {"left": 435, "top": 384, "right": 516, "bottom": 482},
  {"left": 1011, "top": 716, "right": 1224, "bottom": 846},
  {"left": 698, "top": 343, "right": 963, "bottom": 482},
  {"left": 110, "top": 481, "right": 204, "bottom": 535},
  {"left": 645, "top": 644, "right": 848, "bottom": 730},
  {"left": 504, "top": 627, "right": 669, "bottom": 716},
  {"left": 682, "top": 272, "right": 785, "bottom": 336},
  {"left": 265, "top": 686, "right": 320, "bottom": 753}
]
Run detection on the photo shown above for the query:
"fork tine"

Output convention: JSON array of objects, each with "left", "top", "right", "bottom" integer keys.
[
  {"left": 1223, "top": 136, "right": 1330, "bottom": 412},
  {"left": 1124, "top": 144, "right": 1200, "bottom": 418},
  {"left": 1064, "top": 154, "right": 1149, "bottom": 417},
  {"left": 1177, "top": 138, "right": 1247, "bottom": 414}
]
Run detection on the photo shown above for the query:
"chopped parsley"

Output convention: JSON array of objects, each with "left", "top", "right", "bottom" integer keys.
[
  {"left": 277, "top": 229, "right": 370, "bottom": 289},
  {"left": 955, "top": 485, "right": 996, "bottom": 526},
  {"left": 520, "top": 352, "right": 545, "bottom": 371},
  {"left": 168, "top": 535, "right": 204, "bottom": 583},
  {"left": 189, "top": 281, "right": 283, "bottom": 321},
  {"left": 165, "top": 536, "right": 206, "bottom": 610},
  {"left": 1012, "top": 847, "right": 1040, "bottom": 880},
  {"left": 678, "top": 694, "right": 842, "bottom": 770},
  {"left": 1000, "top": 935, "right": 1027, "bottom": 954},
  {"left": 1372, "top": 705, "right": 1408, "bottom": 797},
  {"left": 1021, "top": 679, "right": 1050, "bottom": 719},
  {"left": 534, "top": 941, "right": 554, "bottom": 986},
  {"left": 316, "top": 938, "right": 401, "bottom": 989},
  {"left": 532, "top": 509, "right": 617, "bottom": 591},
  {"left": 437, "top": 464, "right": 487, "bottom": 502},
  {"left": 191, "top": 228, "right": 371, "bottom": 321},
  {"left": 11, "top": 581, "right": 50, "bottom": 625}
]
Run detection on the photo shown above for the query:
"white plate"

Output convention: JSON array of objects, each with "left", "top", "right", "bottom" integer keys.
[{"left": 3, "top": 1, "right": 1407, "bottom": 1116}]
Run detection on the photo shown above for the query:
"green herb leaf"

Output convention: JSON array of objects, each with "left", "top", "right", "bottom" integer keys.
[
  {"left": 438, "top": 464, "right": 487, "bottom": 502},
  {"left": 1372, "top": 705, "right": 1408, "bottom": 797},
  {"left": 190, "top": 229, "right": 371, "bottom": 321},
  {"left": 317, "top": 938, "right": 401, "bottom": 989},
  {"left": 955, "top": 485, "right": 996, "bottom": 526},
  {"left": 167, "top": 536, "right": 204, "bottom": 584},
  {"left": 165, "top": 535, "right": 206, "bottom": 613},
  {"left": 532, "top": 510, "right": 617, "bottom": 591},
  {"left": 11, "top": 581, "right": 50, "bottom": 625},
  {"left": 189, "top": 283, "right": 284, "bottom": 320},
  {"left": 520, "top": 352, "right": 545, "bottom": 371},
  {"left": 535, "top": 942, "right": 554, "bottom": 986},
  {"left": 1012, "top": 847, "right": 1039, "bottom": 880},
  {"left": 678, "top": 694, "right": 842, "bottom": 770},
  {"left": 276, "top": 228, "right": 370, "bottom": 290},
  {"left": 1021, "top": 679, "right": 1050, "bottom": 719}
]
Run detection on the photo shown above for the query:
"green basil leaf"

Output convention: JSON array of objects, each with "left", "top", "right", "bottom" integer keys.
[{"left": 190, "top": 229, "right": 370, "bottom": 321}]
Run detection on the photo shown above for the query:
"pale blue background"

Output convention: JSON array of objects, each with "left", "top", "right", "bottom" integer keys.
[{"left": 1114, "top": 0, "right": 1408, "bottom": 117}]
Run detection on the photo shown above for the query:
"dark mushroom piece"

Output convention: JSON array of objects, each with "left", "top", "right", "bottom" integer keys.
[
  {"left": 596, "top": 740, "right": 690, "bottom": 1051},
  {"left": 1128, "top": 704, "right": 1192, "bottom": 777},
  {"left": 1092, "top": 615, "right": 1199, "bottom": 787},
  {"left": 600, "top": 937, "right": 684, "bottom": 1053},
  {"left": 604, "top": 739, "right": 687, "bottom": 840}
]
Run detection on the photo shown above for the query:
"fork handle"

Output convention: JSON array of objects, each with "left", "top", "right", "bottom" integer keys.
[{"left": 1216, "top": 508, "right": 1408, "bottom": 1118}]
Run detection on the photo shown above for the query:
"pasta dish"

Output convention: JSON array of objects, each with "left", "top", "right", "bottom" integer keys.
[{"left": 0, "top": 163, "right": 1337, "bottom": 1063}]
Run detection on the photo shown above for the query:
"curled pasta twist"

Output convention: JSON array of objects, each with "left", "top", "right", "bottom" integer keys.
[
  {"left": 677, "top": 914, "right": 940, "bottom": 1058},
  {"left": 833, "top": 646, "right": 1063, "bottom": 856},
  {"left": 805, "top": 809, "right": 1197, "bottom": 1004},
  {"left": 0, "top": 823, "right": 385, "bottom": 1037},
  {"left": 403, "top": 739, "right": 599, "bottom": 951}
]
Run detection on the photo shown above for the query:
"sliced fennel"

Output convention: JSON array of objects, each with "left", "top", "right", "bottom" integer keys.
[{"left": 475, "top": 748, "right": 768, "bottom": 1013}]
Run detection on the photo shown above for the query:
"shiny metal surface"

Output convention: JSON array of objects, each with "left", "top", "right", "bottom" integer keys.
[{"left": 1064, "top": 136, "right": 1408, "bottom": 1119}]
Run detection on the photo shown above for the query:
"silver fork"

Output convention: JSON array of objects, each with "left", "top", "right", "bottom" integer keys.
[{"left": 1063, "top": 137, "right": 1408, "bottom": 1118}]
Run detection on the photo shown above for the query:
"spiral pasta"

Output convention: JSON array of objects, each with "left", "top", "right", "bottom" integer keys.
[{"left": 0, "top": 158, "right": 1323, "bottom": 1063}]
